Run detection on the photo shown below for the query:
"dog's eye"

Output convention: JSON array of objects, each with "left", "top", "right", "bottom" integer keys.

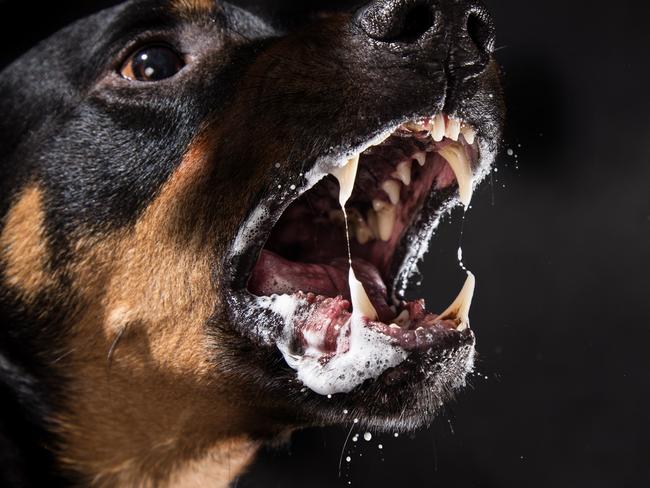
[{"left": 121, "top": 45, "right": 185, "bottom": 82}]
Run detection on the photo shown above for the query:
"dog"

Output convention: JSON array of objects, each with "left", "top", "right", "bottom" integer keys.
[{"left": 0, "top": 0, "right": 504, "bottom": 485}]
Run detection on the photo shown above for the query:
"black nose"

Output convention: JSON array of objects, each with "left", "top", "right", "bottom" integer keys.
[{"left": 354, "top": 0, "right": 495, "bottom": 75}]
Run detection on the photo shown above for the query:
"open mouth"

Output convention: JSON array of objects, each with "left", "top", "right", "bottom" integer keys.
[{"left": 229, "top": 113, "right": 490, "bottom": 396}]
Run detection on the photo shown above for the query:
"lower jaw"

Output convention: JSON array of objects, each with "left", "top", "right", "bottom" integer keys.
[{"left": 249, "top": 277, "right": 473, "bottom": 395}]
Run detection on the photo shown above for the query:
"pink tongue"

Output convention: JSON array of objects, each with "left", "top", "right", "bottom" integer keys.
[{"left": 248, "top": 250, "right": 394, "bottom": 321}]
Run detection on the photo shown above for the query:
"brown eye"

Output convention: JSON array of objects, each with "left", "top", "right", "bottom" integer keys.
[{"left": 121, "top": 45, "right": 185, "bottom": 82}]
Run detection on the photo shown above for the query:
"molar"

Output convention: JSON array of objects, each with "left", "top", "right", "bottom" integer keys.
[
  {"left": 376, "top": 204, "right": 397, "bottom": 241},
  {"left": 381, "top": 180, "right": 401, "bottom": 205},
  {"left": 392, "top": 160, "right": 412, "bottom": 185}
]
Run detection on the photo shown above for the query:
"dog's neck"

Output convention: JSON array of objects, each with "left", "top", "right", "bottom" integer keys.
[
  {"left": 51, "top": 334, "right": 264, "bottom": 487},
  {"left": 166, "top": 440, "right": 259, "bottom": 488},
  {"left": 90, "top": 437, "right": 259, "bottom": 488}
]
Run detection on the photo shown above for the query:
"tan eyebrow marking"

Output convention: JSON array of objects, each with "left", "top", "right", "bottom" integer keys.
[{"left": 171, "top": 0, "right": 216, "bottom": 17}]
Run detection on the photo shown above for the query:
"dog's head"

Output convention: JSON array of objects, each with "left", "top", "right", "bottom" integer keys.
[{"left": 0, "top": 0, "right": 503, "bottom": 482}]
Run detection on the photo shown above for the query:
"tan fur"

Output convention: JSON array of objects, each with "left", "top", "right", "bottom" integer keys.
[
  {"left": 0, "top": 186, "right": 55, "bottom": 301},
  {"left": 51, "top": 138, "right": 262, "bottom": 486},
  {"left": 166, "top": 438, "right": 258, "bottom": 488},
  {"left": 171, "top": 0, "right": 216, "bottom": 17}
]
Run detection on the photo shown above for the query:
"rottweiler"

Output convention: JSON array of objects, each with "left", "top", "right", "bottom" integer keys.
[{"left": 0, "top": 0, "right": 504, "bottom": 485}]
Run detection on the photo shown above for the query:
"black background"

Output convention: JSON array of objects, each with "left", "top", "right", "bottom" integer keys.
[{"left": 1, "top": 1, "right": 649, "bottom": 487}]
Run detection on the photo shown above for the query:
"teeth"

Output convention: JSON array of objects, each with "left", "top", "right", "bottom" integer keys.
[
  {"left": 381, "top": 180, "right": 401, "bottom": 205},
  {"left": 438, "top": 143, "right": 474, "bottom": 208},
  {"left": 439, "top": 272, "right": 475, "bottom": 331},
  {"left": 330, "top": 155, "right": 360, "bottom": 207},
  {"left": 330, "top": 155, "right": 379, "bottom": 321},
  {"left": 376, "top": 204, "right": 396, "bottom": 241},
  {"left": 355, "top": 222, "right": 374, "bottom": 245},
  {"left": 445, "top": 117, "right": 462, "bottom": 141},
  {"left": 394, "top": 310, "right": 410, "bottom": 326},
  {"left": 349, "top": 267, "right": 378, "bottom": 320},
  {"left": 432, "top": 113, "right": 446, "bottom": 142},
  {"left": 413, "top": 152, "right": 426, "bottom": 166},
  {"left": 389, "top": 324, "right": 401, "bottom": 330},
  {"left": 367, "top": 209, "right": 380, "bottom": 237},
  {"left": 372, "top": 198, "right": 388, "bottom": 212},
  {"left": 404, "top": 121, "right": 429, "bottom": 133},
  {"left": 461, "top": 125, "right": 476, "bottom": 145},
  {"left": 392, "top": 161, "right": 412, "bottom": 185}
]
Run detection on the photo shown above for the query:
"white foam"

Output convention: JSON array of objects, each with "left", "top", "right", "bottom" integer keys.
[
  {"left": 250, "top": 294, "right": 304, "bottom": 346},
  {"left": 277, "top": 313, "right": 408, "bottom": 395},
  {"left": 231, "top": 204, "right": 270, "bottom": 256}
]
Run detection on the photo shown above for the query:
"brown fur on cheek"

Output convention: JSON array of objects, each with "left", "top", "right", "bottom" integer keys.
[
  {"left": 53, "top": 138, "right": 260, "bottom": 487},
  {"left": 0, "top": 186, "right": 56, "bottom": 301}
]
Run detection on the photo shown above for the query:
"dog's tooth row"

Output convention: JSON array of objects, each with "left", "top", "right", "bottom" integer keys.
[
  {"left": 387, "top": 272, "right": 475, "bottom": 332},
  {"left": 404, "top": 114, "right": 476, "bottom": 145},
  {"left": 329, "top": 144, "right": 472, "bottom": 244},
  {"left": 327, "top": 114, "right": 477, "bottom": 246},
  {"left": 403, "top": 115, "right": 476, "bottom": 207}
]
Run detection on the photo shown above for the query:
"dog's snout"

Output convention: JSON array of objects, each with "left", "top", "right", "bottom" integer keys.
[{"left": 354, "top": 0, "right": 495, "bottom": 79}]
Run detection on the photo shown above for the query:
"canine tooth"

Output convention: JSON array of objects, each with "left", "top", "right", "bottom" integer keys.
[
  {"left": 446, "top": 118, "right": 461, "bottom": 141},
  {"left": 439, "top": 272, "right": 476, "bottom": 331},
  {"left": 376, "top": 204, "right": 397, "bottom": 241},
  {"left": 413, "top": 152, "right": 426, "bottom": 166},
  {"left": 392, "top": 161, "right": 412, "bottom": 185},
  {"left": 461, "top": 126, "right": 476, "bottom": 145},
  {"left": 438, "top": 144, "right": 474, "bottom": 208},
  {"left": 382, "top": 180, "right": 401, "bottom": 205},
  {"left": 432, "top": 113, "right": 446, "bottom": 142},
  {"left": 349, "top": 268, "right": 378, "bottom": 320},
  {"left": 331, "top": 155, "right": 360, "bottom": 207}
]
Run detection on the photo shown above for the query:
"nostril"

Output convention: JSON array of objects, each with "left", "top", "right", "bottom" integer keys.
[
  {"left": 397, "top": 3, "right": 436, "bottom": 42},
  {"left": 355, "top": 0, "right": 438, "bottom": 43},
  {"left": 466, "top": 9, "right": 495, "bottom": 55}
]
